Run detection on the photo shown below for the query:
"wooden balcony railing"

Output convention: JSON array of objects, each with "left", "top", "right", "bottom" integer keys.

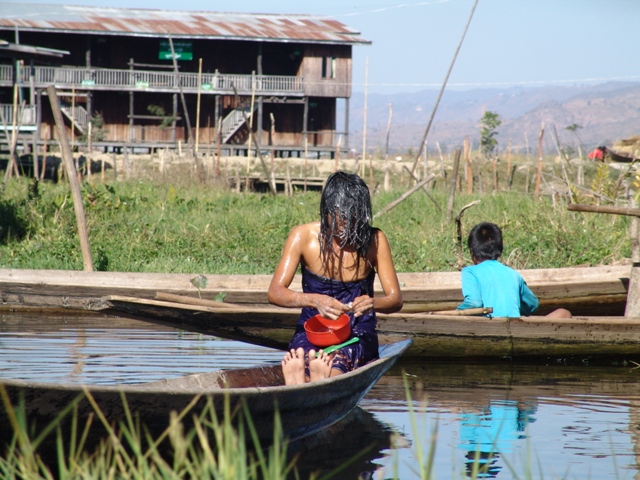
[{"left": 0, "top": 65, "right": 304, "bottom": 96}]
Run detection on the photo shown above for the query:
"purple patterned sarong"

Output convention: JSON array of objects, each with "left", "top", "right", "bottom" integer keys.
[{"left": 288, "top": 267, "right": 379, "bottom": 373}]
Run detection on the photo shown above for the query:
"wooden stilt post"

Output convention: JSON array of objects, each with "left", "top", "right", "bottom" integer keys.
[
  {"left": 567, "top": 203, "right": 640, "bottom": 316},
  {"left": 47, "top": 85, "right": 93, "bottom": 271}
]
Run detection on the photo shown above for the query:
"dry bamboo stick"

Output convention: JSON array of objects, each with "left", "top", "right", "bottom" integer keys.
[{"left": 373, "top": 174, "right": 435, "bottom": 220}]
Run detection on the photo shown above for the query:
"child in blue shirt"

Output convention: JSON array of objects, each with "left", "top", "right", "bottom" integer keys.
[{"left": 457, "top": 222, "right": 571, "bottom": 318}]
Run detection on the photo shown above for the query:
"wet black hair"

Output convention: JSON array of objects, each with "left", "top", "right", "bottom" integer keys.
[
  {"left": 319, "top": 171, "right": 373, "bottom": 267},
  {"left": 468, "top": 222, "right": 503, "bottom": 261}
]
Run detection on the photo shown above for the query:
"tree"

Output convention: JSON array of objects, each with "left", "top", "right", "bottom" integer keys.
[
  {"left": 480, "top": 111, "right": 501, "bottom": 157},
  {"left": 565, "top": 123, "right": 587, "bottom": 157}
]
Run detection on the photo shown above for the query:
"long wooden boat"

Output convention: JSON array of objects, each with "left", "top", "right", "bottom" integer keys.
[
  {"left": 91, "top": 294, "right": 640, "bottom": 363},
  {"left": 0, "top": 339, "right": 412, "bottom": 445},
  {"left": 606, "top": 147, "right": 640, "bottom": 163},
  {"left": 0, "top": 264, "right": 630, "bottom": 316}
]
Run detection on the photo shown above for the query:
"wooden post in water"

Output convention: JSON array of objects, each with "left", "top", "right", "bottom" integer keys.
[{"left": 47, "top": 85, "right": 93, "bottom": 271}]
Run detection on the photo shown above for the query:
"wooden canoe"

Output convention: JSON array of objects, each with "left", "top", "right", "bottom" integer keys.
[
  {"left": 606, "top": 148, "right": 640, "bottom": 163},
  {"left": 0, "top": 339, "right": 412, "bottom": 444},
  {"left": 0, "top": 264, "right": 630, "bottom": 316},
  {"left": 91, "top": 294, "right": 640, "bottom": 363}
]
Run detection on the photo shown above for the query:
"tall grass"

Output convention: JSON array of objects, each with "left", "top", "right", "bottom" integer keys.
[
  {"left": 0, "top": 385, "right": 302, "bottom": 480},
  {"left": 0, "top": 170, "right": 630, "bottom": 273}
]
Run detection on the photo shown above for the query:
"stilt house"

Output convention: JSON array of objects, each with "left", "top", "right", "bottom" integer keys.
[{"left": 0, "top": 3, "right": 370, "bottom": 157}]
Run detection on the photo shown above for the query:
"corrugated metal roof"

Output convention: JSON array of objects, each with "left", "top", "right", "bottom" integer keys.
[{"left": 0, "top": 3, "right": 371, "bottom": 45}]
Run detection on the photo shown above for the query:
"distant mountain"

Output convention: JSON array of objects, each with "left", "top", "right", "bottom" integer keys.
[{"left": 345, "top": 82, "right": 640, "bottom": 155}]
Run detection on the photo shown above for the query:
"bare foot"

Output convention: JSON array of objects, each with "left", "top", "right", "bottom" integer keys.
[
  {"left": 282, "top": 348, "right": 306, "bottom": 385},
  {"left": 309, "top": 349, "right": 334, "bottom": 382}
]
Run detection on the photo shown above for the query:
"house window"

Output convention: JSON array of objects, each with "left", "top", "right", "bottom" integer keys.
[{"left": 322, "top": 56, "right": 336, "bottom": 79}]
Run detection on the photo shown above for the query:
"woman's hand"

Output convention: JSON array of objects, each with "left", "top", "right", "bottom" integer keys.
[
  {"left": 351, "top": 294, "right": 374, "bottom": 317},
  {"left": 314, "top": 294, "right": 350, "bottom": 320}
]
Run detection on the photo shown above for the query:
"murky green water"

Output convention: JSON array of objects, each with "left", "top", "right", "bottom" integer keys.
[{"left": 2, "top": 312, "right": 639, "bottom": 479}]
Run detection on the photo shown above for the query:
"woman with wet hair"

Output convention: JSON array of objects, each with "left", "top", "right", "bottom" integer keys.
[{"left": 268, "top": 171, "right": 403, "bottom": 385}]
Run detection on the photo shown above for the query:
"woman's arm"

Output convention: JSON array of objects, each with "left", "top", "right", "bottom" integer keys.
[
  {"left": 267, "top": 224, "right": 349, "bottom": 319},
  {"left": 351, "top": 229, "right": 403, "bottom": 316}
]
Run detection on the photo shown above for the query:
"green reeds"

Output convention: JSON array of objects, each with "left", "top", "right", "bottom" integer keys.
[{"left": 0, "top": 385, "right": 296, "bottom": 480}]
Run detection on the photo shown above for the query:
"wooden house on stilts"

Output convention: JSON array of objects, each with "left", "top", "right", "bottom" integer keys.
[{"left": 0, "top": 3, "right": 370, "bottom": 159}]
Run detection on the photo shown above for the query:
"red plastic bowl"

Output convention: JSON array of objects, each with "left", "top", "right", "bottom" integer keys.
[{"left": 304, "top": 313, "right": 351, "bottom": 347}]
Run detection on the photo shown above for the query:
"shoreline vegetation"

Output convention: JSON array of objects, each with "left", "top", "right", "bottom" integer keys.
[{"left": 0, "top": 154, "right": 633, "bottom": 273}]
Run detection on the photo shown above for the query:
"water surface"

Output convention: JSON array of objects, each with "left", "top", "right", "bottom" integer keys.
[{"left": 1, "top": 312, "right": 639, "bottom": 479}]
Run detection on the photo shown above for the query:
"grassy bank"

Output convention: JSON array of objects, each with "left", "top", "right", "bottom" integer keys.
[{"left": 0, "top": 164, "right": 631, "bottom": 273}]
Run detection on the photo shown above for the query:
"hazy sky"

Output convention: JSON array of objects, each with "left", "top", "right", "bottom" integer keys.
[{"left": 11, "top": 0, "right": 640, "bottom": 93}]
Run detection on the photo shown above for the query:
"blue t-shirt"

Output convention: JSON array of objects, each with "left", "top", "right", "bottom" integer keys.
[{"left": 457, "top": 260, "right": 539, "bottom": 317}]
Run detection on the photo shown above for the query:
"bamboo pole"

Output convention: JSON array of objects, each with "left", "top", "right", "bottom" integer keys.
[
  {"left": 410, "top": 0, "right": 479, "bottom": 174},
  {"left": 360, "top": 56, "right": 368, "bottom": 179},
  {"left": 535, "top": 123, "right": 544, "bottom": 199},
  {"left": 167, "top": 35, "right": 196, "bottom": 162},
  {"left": 245, "top": 70, "right": 257, "bottom": 190},
  {"left": 373, "top": 174, "right": 435, "bottom": 220},
  {"left": 567, "top": 204, "right": 640, "bottom": 218},
  {"left": 47, "top": 85, "right": 93, "bottom": 271},
  {"left": 465, "top": 135, "right": 472, "bottom": 194},
  {"left": 506, "top": 139, "right": 512, "bottom": 190},
  {"left": 1, "top": 96, "right": 24, "bottom": 187},
  {"left": 402, "top": 166, "right": 442, "bottom": 212},
  {"left": 384, "top": 102, "right": 392, "bottom": 191},
  {"left": 446, "top": 148, "right": 462, "bottom": 222},
  {"left": 231, "top": 83, "right": 276, "bottom": 195},
  {"left": 195, "top": 58, "right": 202, "bottom": 154}
]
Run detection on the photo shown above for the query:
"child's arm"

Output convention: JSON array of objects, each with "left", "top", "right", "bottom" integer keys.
[
  {"left": 457, "top": 268, "right": 484, "bottom": 310},
  {"left": 520, "top": 282, "right": 539, "bottom": 316}
]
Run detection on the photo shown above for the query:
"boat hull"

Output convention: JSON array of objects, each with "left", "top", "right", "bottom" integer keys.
[
  {"left": 0, "top": 265, "right": 630, "bottom": 316},
  {"left": 0, "top": 340, "right": 412, "bottom": 444},
  {"left": 93, "top": 295, "right": 640, "bottom": 363}
]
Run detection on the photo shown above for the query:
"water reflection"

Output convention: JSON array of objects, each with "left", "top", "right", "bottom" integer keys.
[
  {"left": 0, "top": 313, "right": 283, "bottom": 384},
  {"left": 288, "top": 406, "right": 406, "bottom": 479},
  {"left": 457, "top": 399, "right": 536, "bottom": 478},
  {"left": 2, "top": 313, "right": 640, "bottom": 479},
  {"left": 363, "top": 361, "right": 640, "bottom": 479}
]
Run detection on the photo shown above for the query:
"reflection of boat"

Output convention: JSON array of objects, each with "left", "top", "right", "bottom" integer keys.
[
  {"left": 0, "top": 339, "right": 412, "bottom": 444},
  {"left": 288, "top": 406, "right": 403, "bottom": 479},
  {"left": 373, "top": 361, "right": 640, "bottom": 406},
  {"left": 0, "top": 264, "right": 630, "bottom": 316},
  {"left": 92, "top": 294, "right": 640, "bottom": 363}
]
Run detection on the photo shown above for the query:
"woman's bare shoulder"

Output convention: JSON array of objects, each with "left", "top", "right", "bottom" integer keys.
[{"left": 289, "top": 221, "right": 320, "bottom": 237}]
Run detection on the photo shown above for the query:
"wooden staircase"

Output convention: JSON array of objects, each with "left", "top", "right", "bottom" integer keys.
[
  {"left": 60, "top": 102, "right": 88, "bottom": 134},
  {"left": 221, "top": 104, "right": 258, "bottom": 143}
]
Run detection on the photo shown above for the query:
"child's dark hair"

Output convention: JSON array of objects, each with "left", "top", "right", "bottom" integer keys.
[{"left": 468, "top": 222, "right": 503, "bottom": 261}]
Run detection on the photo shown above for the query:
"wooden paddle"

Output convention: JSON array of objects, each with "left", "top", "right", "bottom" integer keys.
[
  {"left": 156, "top": 292, "right": 492, "bottom": 317},
  {"left": 155, "top": 291, "right": 245, "bottom": 309},
  {"left": 425, "top": 307, "right": 493, "bottom": 316},
  {"left": 400, "top": 303, "right": 493, "bottom": 315}
]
